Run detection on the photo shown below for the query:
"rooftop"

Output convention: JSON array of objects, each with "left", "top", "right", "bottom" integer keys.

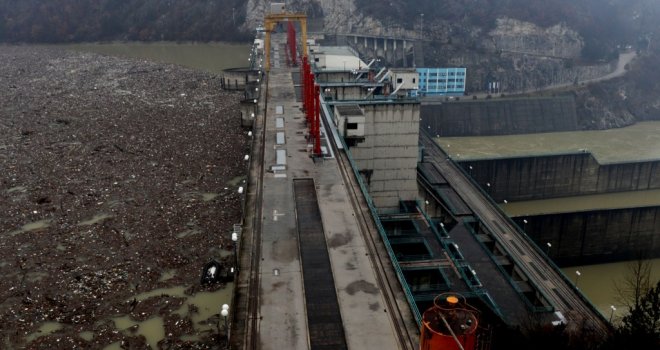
[{"left": 335, "top": 105, "right": 364, "bottom": 116}]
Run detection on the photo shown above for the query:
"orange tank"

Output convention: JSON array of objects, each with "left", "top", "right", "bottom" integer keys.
[{"left": 420, "top": 293, "right": 479, "bottom": 350}]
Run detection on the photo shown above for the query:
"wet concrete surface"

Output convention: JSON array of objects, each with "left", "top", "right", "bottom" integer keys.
[{"left": 0, "top": 46, "right": 247, "bottom": 349}]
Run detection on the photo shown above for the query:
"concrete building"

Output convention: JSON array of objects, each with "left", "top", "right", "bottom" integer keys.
[
  {"left": 312, "top": 47, "right": 421, "bottom": 212},
  {"left": 312, "top": 46, "right": 367, "bottom": 71},
  {"left": 416, "top": 67, "right": 466, "bottom": 96}
]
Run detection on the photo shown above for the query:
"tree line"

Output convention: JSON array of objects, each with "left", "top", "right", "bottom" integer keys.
[{"left": 0, "top": 0, "right": 251, "bottom": 43}]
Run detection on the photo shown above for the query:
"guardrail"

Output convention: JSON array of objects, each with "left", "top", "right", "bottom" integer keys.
[{"left": 337, "top": 135, "right": 423, "bottom": 325}]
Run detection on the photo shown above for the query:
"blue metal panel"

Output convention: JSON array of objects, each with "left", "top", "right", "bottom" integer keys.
[{"left": 416, "top": 67, "right": 467, "bottom": 96}]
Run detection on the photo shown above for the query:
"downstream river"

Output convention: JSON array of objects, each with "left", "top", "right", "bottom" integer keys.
[{"left": 561, "top": 259, "right": 660, "bottom": 322}]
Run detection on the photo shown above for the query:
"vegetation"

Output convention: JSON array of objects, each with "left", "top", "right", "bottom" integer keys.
[
  {"left": 355, "top": 0, "right": 651, "bottom": 61},
  {"left": 488, "top": 256, "right": 659, "bottom": 349},
  {"left": 0, "top": 0, "right": 251, "bottom": 43}
]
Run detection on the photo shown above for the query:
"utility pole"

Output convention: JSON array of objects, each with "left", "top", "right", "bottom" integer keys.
[{"left": 420, "top": 13, "right": 424, "bottom": 40}]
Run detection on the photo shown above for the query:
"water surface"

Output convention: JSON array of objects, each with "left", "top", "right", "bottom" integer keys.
[{"left": 63, "top": 42, "right": 251, "bottom": 74}]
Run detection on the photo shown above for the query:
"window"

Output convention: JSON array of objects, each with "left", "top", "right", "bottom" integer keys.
[
  {"left": 396, "top": 78, "right": 403, "bottom": 83},
  {"left": 314, "top": 58, "right": 319, "bottom": 62},
  {"left": 347, "top": 123, "right": 359, "bottom": 130},
  {"left": 413, "top": 78, "right": 416, "bottom": 83}
]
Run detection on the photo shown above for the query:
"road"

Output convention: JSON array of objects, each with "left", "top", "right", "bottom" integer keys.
[{"left": 454, "top": 51, "right": 638, "bottom": 100}]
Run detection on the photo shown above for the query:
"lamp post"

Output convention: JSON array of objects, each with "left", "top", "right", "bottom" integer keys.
[
  {"left": 420, "top": 13, "right": 424, "bottom": 40},
  {"left": 522, "top": 219, "right": 528, "bottom": 231},
  {"left": 546, "top": 242, "right": 551, "bottom": 255},
  {"left": 221, "top": 304, "right": 229, "bottom": 347},
  {"left": 609, "top": 305, "right": 616, "bottom": 323},
  {"left": 231, "top": 232, "right": 239, "bottom": 272},
  {"left": 575, "top": 270, "right": 581, "bottom": 289}
]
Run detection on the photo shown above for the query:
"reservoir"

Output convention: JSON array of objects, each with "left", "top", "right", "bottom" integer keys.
[
  {"left": 12, "top": 42, "right": 251, "bottom": 349},
  {"left": 63, "top": 42, "right": 251, "bottom": 74}
]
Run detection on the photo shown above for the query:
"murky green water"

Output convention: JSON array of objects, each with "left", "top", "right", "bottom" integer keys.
[
  {"left": 113, "top": 316, "right": 165, "bottom": 348},
  {"left": 502, "top": 188, "right": 660, "bottom": 216},
  {"left": 61, "top": 42, "right": 251, "bottom": 74},
  {"left": 25, "top": 322, "right": 63, "bottom": 342},
  {"left": 562, "top": 259, "right": 660, "bottom": 322},
  {"left": 438, "top": 121, "right": 660, "bottom": 164}
]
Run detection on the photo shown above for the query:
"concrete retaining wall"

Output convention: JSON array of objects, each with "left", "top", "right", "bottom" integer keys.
[
  {"left": 421, "top": 96, "right": 578, "bottom": 136},
  {"left": 461, "top": 154, "right": 660, "bottom": 202},
  {"left": 222, "top": 67, "right": 261, "bottom": 91},
  {"left": 352, "top": 102, "right": 420, "bottom": 212},
  {"left": 513, "top": 207, "right": 660, "bottom": 266}
]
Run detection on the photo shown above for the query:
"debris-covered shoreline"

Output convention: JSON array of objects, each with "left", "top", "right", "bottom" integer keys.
[{"left": 0, "top": 45, "right": 248, "bottom": 349}]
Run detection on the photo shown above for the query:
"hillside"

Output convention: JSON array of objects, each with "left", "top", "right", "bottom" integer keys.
[
  {"left": 0, "top": 0, "right": 251, "bottom": 42},
  {"left": 2, "top": 0, "right": 660, "bottom": 129}
]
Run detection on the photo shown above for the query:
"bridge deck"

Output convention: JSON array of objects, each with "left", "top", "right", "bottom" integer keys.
[{"left": 419, "top": 132, "right": 610, "bottom": 335}]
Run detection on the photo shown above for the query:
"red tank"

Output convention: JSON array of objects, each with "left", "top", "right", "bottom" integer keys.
[{"left": 420, "top": 293, "right": 479, "bottom": 350}]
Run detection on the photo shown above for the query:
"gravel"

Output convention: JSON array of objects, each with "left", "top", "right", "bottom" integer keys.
[{"left": 0, "top": 45, "right": 248, "bottom": 349}]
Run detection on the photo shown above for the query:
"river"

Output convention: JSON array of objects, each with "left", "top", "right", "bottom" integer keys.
[{"left": 561, "top": 258, "right": 660, "bottom": 322}]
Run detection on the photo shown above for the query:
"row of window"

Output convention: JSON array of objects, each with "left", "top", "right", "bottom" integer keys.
[
  {"left": 423, "top": 84, "right": 464, "bottom": 90},
  {"left": 421, "top": 71, "right": 466, "bottom": 77},
  {"left": 420, "top": 78, "right": 465, "bottom": 83}
]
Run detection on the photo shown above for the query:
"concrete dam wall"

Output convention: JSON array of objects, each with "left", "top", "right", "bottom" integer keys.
[
  {"left": 421, "top": 96, "right": 578, "bottom": 136},
  {"left": 461, "top": 153, "right": 660, "bottom": 202},
  {"left": 512, "top": 207, "right": 660, "bottom": 266}
]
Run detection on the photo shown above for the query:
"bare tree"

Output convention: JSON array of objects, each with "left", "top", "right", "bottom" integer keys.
[{"left": 615, "top": 254, "right": 652, "bottom": 310}]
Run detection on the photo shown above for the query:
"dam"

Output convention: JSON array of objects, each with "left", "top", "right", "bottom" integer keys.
[
  {"left": 431, "top": 120, "right": 660, "bottom": 265},
  {"left": 227, "top": 10, "right": 611, "bottom": 349}
]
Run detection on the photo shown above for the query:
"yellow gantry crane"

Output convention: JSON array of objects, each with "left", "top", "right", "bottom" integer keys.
[{"left": 264, "top": 13, "right": 308, "bottom": 72}]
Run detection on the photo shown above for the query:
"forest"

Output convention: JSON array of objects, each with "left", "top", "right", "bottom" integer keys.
[
  {"left": 355, "top": 0, "right": 655, "bottom": 61},
  {"left": 1, "top": 0, "right": 657, "bottom": 62},
  {"left": 0, "top": 0, "right": 252, "bottom": 43}
]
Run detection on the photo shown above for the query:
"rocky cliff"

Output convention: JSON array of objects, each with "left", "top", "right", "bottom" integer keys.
[
  {"left": 486, "top": 18, "right": 584, "bottom": 59},
  {"left": 244, "top": 0, "right": 658, "bottom": 130}
]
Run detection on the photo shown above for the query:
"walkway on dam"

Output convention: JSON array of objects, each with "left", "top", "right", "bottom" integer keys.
[
  {"left": 233, "top": 34, "right": 418, "bottom": 350},
  {"left": 419, "top": 132, "right": 610, "bottom": 335}
]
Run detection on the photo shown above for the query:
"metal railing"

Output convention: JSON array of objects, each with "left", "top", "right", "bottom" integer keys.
[{"left": 338, "top": 135, "right": 423, "bottom": 325}]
